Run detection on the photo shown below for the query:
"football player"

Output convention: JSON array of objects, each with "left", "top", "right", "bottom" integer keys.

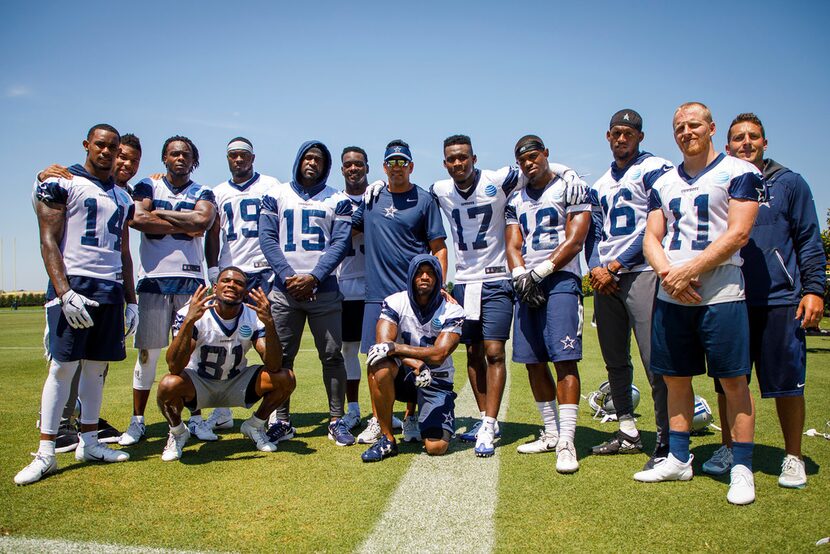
[
  {"left": 636, "top": 102, "right": 762, "bottom": 506},
  {"left": 701, "top": 113, "right": 824, "bottom": 488},
  {"left": 15, "top": 124, "right": 135, "bottom": 485},
  {"left": 351, "top": 140, "right": 449, "bottom": 445},
  {"left": 258, "top": 141, "right": 355, "bottom": 446},
  {"left": 432, "top": 134, "right": 586, "bottom": 457},
  {"left": 361, "top": 254, "right": 465, "bottom": 462},
  {"left": 202, "top": 137, "right": 282, "bottom": 435},
  {"left": 585, "top": 110, "right": 673, "bottom": 468},
  {"left": 120, "top": 136, "right": 216, "bottom": 446},
  {"left": 505, "top": 135, "right": 591, "bottom": 474},
  {"left": 155, "top": 268, "right": 295, "bottom": 461}
]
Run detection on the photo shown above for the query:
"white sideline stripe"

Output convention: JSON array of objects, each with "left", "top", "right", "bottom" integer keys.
[
  {"left": 358, "top": 344, "right": 512, "bottom": 554},
  {"left": 0, "top": 536, "right": 223, "bottom": 554}
]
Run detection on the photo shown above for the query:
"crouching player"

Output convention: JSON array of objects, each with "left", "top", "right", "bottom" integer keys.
[
  {"left": 361, "top": 255, "right": 465, "bottom": 462},
  {"left": 156, "top": 267, "right": 296, "bottom": 461}
]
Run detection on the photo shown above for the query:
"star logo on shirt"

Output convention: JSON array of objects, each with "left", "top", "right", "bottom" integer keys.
[
  {"left": 560, "top": 335, "right": 576, "bottom": 350},
  {"left": 443, "top": 412, "right": 455, "bottom": 426},
  {"left": 384, "top": 205, "right": 398, "bottom": 219}
]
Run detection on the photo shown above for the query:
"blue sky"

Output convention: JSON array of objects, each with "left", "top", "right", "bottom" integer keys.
[{"left": 1, "top": 1, "right": 828, "bottom": 289}]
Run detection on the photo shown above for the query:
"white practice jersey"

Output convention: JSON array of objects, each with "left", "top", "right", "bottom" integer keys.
[
  {"left": 260, "top": 183, "right": 352, "bottom": 274},
  {"left": 34, "top": 172, "right": 133, "bottom": 283},
  {"left": 336, "top": 192, "right": 365, "bottom": 300},
  {"left": 213, "top": 173, "right": 281, "bottom": 273},
  {"left": 649, "top": 153, "right": 764, "bottom": 305},
  {"left": 590, "top": 154, "right": 673, "bottom": 272},
  {"left": 172, "top": 304, "right": 266, "bottom": 381},
  {"left": 133, "top": 178, "right": 215, "bottom": 280},
  {"left": 379, "top": 291, "right": 465, "bottom": 387},
  {"left": 431, "top": 167, "right": 519, "bottom": 284},
  {"left": 505, "top": 177, "right": 591, "bottom": 276}
]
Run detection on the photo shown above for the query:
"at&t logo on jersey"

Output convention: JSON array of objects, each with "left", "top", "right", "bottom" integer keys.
[
  {"left": 239, "top": 324, "right": 253, "bottom": 339},
  {"left": 713, "top": 171, "right": 730, "bottom": 185},
  {"left": 484, "top": 184, "right": 498, "bottom": 197},
  {"left": 431, "top": 317, "right": 442, "bottom": 331}
]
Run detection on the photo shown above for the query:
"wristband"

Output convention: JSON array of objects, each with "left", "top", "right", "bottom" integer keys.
[
  {"left": 512, "top": 266, "right": 527, "bottom": 278},
  {"left": 533, "top": 259, "right": 555, "bottom": 279}
]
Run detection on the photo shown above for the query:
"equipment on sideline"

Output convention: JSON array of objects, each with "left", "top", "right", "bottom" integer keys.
[
  {"left": 691, "top": 395, "right": 713, "bottom": 434},
  {"left": 585, "top": 381, "right": 641, "bottom": 420}
]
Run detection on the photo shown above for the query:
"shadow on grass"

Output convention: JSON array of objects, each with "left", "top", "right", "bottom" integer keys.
[
  {"left": 692, "top": 442, "right": 820, "bottom": 480},
  {"left": 806, "top": 347, "right": 830, "bottom": 354}
]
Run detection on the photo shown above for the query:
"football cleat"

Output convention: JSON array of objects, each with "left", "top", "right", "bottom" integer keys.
[
  {"left": 474, "top": 426, "right": 496, "bottom": 458},
  {"left": 14, "top": 453, "right": 57, "bottom": 485},
  {"left": 207, "top": 408, "right": 234, "bottom": 430},
  {"left": 392, "top": 415, "right": 404, "bottom": 431},
  {"left": 402, "top": 416, "right": 421, "bottom": 443},
  {"left": 634, "top": 453, "right": 693, "bottom": 482},
  {"left": 55, "top": 423, "right": 79, "bottom": 454},
  {"left": 188, "top": 417, "right": 218, "bottom": 442},
  {"left": 517, "top": 429, "right": 558, "bottom": 454},
  {"left": 591, "top": 430, "right": 643, "bottom": 455},
  {"left": 75, "top": 440, "right": 130, "bottom": 463},
  {"left": 357, "top": 417, "right": 382, "bottom": 444},
  {"left": 241, "top": 420, "right": 277, "bottom": 452},
  {"left": 328, "top": 419, "right": 356, "bottom": 447},
  {"left": 361, "top": 435, "right": 399, "bottom": 463},
  {"left": 161, "top": 428, "right": 191, "bottom": 462},
  {"left": 97, "top": 419, "right": 122, "bottom": 444},
  {"left": 727, "top": 465, "right": 755, "bottom": 505},
  {"left": 341, "top": 410, "right": 361, "bottom": 431},
  {"left": 643, "top": 444, "right": 669, "bottom": 471},
  {"left": 778, "top": 455, "right": 807, "bottom": 489},
  {"left": 118, "top": 417, "right": 145, "bottom": 446},
  {"left": 702, "top": 445, "right": 733, "bottom": 476},
  {"left": 459, "top": 420, "right": 483, "bottom": 442},
  {"left": 265, "top": 419, "right": 296, "bottom": 443},
  {"left": 556, "top": 441, "right": 579, "bottom": 473}
]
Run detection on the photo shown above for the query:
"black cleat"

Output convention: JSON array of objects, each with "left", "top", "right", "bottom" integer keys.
[
  {"left": 591, "top": 430, "right": 643, "bottom": 455},
  {"left": 97, "top": 418, "right": 122, "bottom": 444},
  {"left": 54, "top": 423, "right": 79, "bottom": 453},
  {"left": 643, "top": 444, "right": 670, "bottom": 471}
]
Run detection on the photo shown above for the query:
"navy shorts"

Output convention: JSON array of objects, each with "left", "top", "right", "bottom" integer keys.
[
  {"left": 394, "top": 367, "right": 456, "bottom": 439},
  {"left": 342, "top": 300, "right": 365, "bottom": 343},
  {"left": 714, "top": 304, "right": 806, "bottom": 398},
  {"left": 451, "top": 280, "right": 513, "bottom": 344},
  {"left": 513, "top": 292, "right": 583, "bottom": 364},
  {"left": 245, "top": 270, "right": 273, "bottom": 295},
  {"left": 360, "top": 302, "right": 383, "bottom": 353},
  {"left": 47, "top": 302, "right": 126, "bottom": 362},
  {"left": 651, "top": 300, "right": 750, "bottom": 378}
]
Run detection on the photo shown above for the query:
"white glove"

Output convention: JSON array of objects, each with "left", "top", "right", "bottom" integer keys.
[
  {"left": 60, "top": 290, "right": 99, "bottom": 329},
  {"left": 207, "top": 266, "right": 220, "bottom": 285},
  {"left": 125, "top": 303, "right": 139, "bottom": 337},
  {"left": 367, "top": 341, "right": 395, "bottom": 366},
  {"left": 415, "top": 366, "right": 432, "bottom": 388},
  {"left": 362, "top": 180, "right": 386, "bottom": 207}
]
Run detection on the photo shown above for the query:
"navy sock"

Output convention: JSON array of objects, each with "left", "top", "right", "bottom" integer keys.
[
  {"left": 732, "top": 441, "right": 754, "bottom": 471},
  {"left": 669, "top": 430, "right": 691, "bottom": 463}
]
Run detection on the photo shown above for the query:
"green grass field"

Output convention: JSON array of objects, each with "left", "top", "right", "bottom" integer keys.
[{"left": 1, "top": 300, "right": 828, "bottom": 553}]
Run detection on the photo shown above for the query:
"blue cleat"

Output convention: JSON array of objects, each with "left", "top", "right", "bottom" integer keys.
[
  {"left": 328, "top": 419, "right": 356, "bottom": 446},
  {"left": 265, "top": 419, "right": 296, "bottom": 443},
  {"left": 459, "top": 419, "right": 501, "bottom": 442},
  {"left": 361, "top": 435, "right": 399, "bottom": 463}
]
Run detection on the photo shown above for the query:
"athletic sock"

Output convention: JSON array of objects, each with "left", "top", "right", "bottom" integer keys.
[
  {"left": 668, "top": 430, "right": 691, "bottom": 463},
  {"left": 536, "top": 400, "right": 559, "bottom": 436},
  {"left": 38, "top": 440, "right": 56, "bottom": 457},
  {"left": 347, "top": 402, "right": 360, "bottom": 416},
  {"left": 732, "top": 441, "right": 754, "bottom": 471},
  {"left": 619, "top": 416, "right": 638, "bottom": 436},
  {"left": 247, "top": 415, "right": 266, "bottom": 429},
  {"left": 482, "top": 416, "right": 496, "bottom": 433},
  {"left": 170, "top": 422, "right": 187, "bottom": 436},
  {"left": 558, "top": 404, "right": 578, "bottom": 444},
  {"left": 79, "top": 431, "right": 98, "bottom": 446},
  {"left": 133, "top": 415, "right": 145, "bottom": 424}
]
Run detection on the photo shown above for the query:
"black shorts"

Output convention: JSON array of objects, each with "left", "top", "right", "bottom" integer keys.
[{"left": 341, "top": 300, "right": 365, "bottom": 342}]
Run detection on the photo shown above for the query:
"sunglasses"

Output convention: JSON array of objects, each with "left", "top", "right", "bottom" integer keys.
[{"left": 385, "top": 159, "right": 410, "bottom": 167}]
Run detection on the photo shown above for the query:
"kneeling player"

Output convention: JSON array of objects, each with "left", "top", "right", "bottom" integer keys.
[
  {"left": 156, "top": 268, "right": 296, "bottom": 461},
  {"left": 361, "top": 255, "right": 465, "bottom": 462},
  {"left": 506, "top": 135, "right": 592, "bottom": 474}
]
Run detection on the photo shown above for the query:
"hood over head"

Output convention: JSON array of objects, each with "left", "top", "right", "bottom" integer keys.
[
  {"left": 292, "top": 140, "right": 331, "bottom": 191},
  {"left": 406, "top": 254, "right": 444, "bottom": 325}
]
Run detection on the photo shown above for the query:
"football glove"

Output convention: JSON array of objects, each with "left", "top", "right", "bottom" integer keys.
[
  {"left": 514, "top": 273, "right": 547, "bottom": 309},
  {"left": 125, "top": 303, "right": 139, "bottom": 337},
  {"left": 415, "top": 365, "right": 432, "bottom": 388},
  {"left": 367, "top": 341, "right": 396, "bottom": 366},
  {"left": 362, "top": 180, "right": 386, "bottom": 207},
  {"left": 60, "top": 290, "right": 99, "bottom": 329}
]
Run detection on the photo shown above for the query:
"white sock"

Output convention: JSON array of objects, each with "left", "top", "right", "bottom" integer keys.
[
  {"left": 79, "top": 431, "right": 98, "bottom": 446},
  {"left": 482, "top": 416, "right": 496, "bottom": 433},
  {"left": 38, "top": 440, "right": 56, "bottom": 457},
  {"left": 536, "top": 400, "right": 559, "bottom": 436},
  {"left": 77, "top": 360, "right": 106, "bottom": 426},
  {"left": 480, "top": 410, "right": 486, "bottom": 419},
  {"left": 190, "top": 414, "right": 203, "bottom": 423},
  {"left": 133, "top": 415, "right": 145, "bottom": 424},
  {"left": 347, "top": 402, "right": 360, "bottom": 416},
  {"left": 619, "top": 417, "right": 638, "bottom": 436},
  {"left": 558, "top": 404, "right": 578, "bottom": 445},
  {"left": 40, "top": 359, "right": 80, "bottom": 435},
  {"left": 247, "top": 415, "right": 266, "bottom": 429},
  {"left": 171, "top": 422, "right": 186, "bottom": 435}
]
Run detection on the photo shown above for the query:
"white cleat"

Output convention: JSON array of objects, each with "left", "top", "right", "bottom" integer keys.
[
  {"left": 402, "top": 416, "right": 421, "bottom": 443},
  {"left": 634, "top": 453, "right": 693, "bottom": 482},
  {"left": 241, "top": 420, "right": 278, "bottom": 452},
  {"left": 161, "top": 428, "right": 191, "bottom": 462},
  {"left": 778, "top": 454, "right": 807, "bottom": 489},
  {"left": 517, "top": 429, "right": 559, "bottom": 454},
  {"left": 555, "top": 441, "right": 579, "bottom": 474},
  {"left": 727, "top": 465, "right": 756, "bottom": 505},
  {"left": 189, "top": 417, "right": 218, "bottom": 441},
  {"left": 474, "top": 426, "right": 496, "bottom": 458},
  {"left": 14, "top": 453, "right": 57, "bottom": 485},
  {"left": 357, "top": 417, "right": 382, "bottom": 444},
  {"left": 75, "top": 440, "right": 130, "bottom": 463},
  {"left": 207, "top": 408, "right": 234, "bottom": 430},
  {"left": 118, "top": 417, "right": 145, "bottom": 446},
  {"left": 341, "top": 410, "right": 362, "bottom": 431}
]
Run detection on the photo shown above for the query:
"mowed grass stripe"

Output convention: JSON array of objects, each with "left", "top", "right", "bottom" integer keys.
[
  {"left": 359, "top": 344, "right": 512, "bottom": 554},
  {"left": 0, "top": 536, "right": 220, "bottom": 554}
]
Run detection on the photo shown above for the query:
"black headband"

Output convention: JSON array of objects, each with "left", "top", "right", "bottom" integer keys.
[{"left": 515, "top": 140, "right": 545, "bottom": 158}]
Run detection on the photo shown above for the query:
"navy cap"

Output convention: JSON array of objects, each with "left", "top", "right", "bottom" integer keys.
[
  {"left": 384, "top": 142, "right": 413, "bottom": 162},
  {"left": 610, "top": 109, "right": 643, "bottom": 132}
]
